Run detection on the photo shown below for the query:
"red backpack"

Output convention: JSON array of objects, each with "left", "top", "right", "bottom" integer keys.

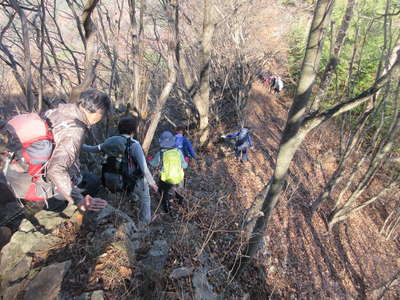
[{"left": 3, "top": 113, "right": 54, "bottom": 201}]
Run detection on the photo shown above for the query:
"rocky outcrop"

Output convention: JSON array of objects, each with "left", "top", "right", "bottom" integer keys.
[
  {"left": 192, "top": 270, "right": 220, "bottom": 300},
  {"left": 0, "top": 203, "right": 146, "bottom": 299},
  {"left": 23, "top": 260, "right": 71, "bottom": 300},
  {"left": 0, "top": 204, "right": 80, "bottom": 299},
  {"left": 169, "top": 266, "right": 194, "bottom": 279}
]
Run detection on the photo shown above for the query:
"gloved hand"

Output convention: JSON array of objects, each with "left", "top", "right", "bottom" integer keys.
[
  {"left": 147, "top": 156, "right": 153, "bottom": 161},
  {"left": 221, "top": 135, "right": 227, "bottom": 139},
  {"left": 184, "top": 157, "right": 190, "bottom": 163}
]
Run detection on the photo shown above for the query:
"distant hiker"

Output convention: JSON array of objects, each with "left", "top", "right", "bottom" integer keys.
[
  {"left": 258, "top": 71, "right": 273, "bottom": 89},
  {"left": 82, "top": 117, "right": 158, "bottom": 226},
  {"left": 175, "top": 125, "right": 196, "bottom": 162},
  {"left": 0, "top": 89, "right": 111, "bottom": 227},
  {"left": 149, "top": 131, "right": 187, "bottom": 213},
  {"left": 221, "top": 127, "right": 253, "bottom": 162},
  {"left": 273, "top": 76, "right": 284, "bottom": 94}
]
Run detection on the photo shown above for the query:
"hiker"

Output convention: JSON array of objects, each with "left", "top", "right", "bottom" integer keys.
[
  {"left": 82, "top": 116, "right": 158, "bottom": 225},
  {"left": 0, "top": 89, "right": 111, "bottom": 222},
  {"left": 149, "top": 131, "right": 187, "bottom": 213},
  {"left": 221, "top": 127, "right": 253, "bottom": 162},
  {"left": 272, "top": 76, "right": 284, "bottom": 94},
  {"left": 175, "top": 125, "right": 196, "bottom": 162},
  {"left": 258, "top": 71, "right": 273, "bottom": 89}
]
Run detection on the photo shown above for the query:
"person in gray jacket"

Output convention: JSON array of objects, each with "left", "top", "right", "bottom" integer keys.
[{"left": 82, "top": 117, "right": 158, "bottom": 225}]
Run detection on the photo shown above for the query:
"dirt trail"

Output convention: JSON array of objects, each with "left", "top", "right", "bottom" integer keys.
[{"left": 205, "top": 2, "right": 400, "bottom": 298}]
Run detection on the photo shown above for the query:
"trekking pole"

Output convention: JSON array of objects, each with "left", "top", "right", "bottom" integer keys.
[{"left": 154, "top": 191, "right": 163, "bottom": 215}]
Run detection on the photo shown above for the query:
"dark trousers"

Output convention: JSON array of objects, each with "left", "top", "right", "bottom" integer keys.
[
  {"left": 0, "top": 172, "right": 100, "bottom": 230},
  {"left": 158, "top": 180, "right": 184, "bottom": 212},
  {"left": 235, "top": 144, "right": 249, "bottom": 161}
]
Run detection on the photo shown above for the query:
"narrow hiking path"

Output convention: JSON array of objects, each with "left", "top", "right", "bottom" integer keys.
[{"left": 1, "top": 2, "right": 399, "bottom": 299}]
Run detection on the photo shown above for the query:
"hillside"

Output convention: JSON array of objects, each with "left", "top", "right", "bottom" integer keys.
[{"left": 0, "top": 1, "right": 399, "bottom": 299}]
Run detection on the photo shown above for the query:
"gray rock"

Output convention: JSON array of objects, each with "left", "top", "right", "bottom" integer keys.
[
  {"left": 159, "top": 291, "right": 188, "bottom": 300},
  {"left": 192, "top": 270, "right": 219, "bottom": 300},
  {"left": 0, "top": 229, "right": 60, "bottom": 282},
  {"left": 62, "top": 204, "right": 78, "bottom": 218},
  {"left": 91, "top": 290, "right": 104, "bottom": 300},
  {"left": 94, "top": 205, "right": 114, "bottom": 223},
  {"left": 149, "top": 239, "right": 168, "bottom": 257},
  {"left": 101, "top": 227, "right": 117, "bottom": 240},
  {"left": 75, "top": 292, "right": 90, "bottom": 300},
  {"left": 4, "top": 255, "right": 33, "bottom": 283},
  {"left": 0, "top": 231, "right": 60, "bottom": 276},
  {"left": 34, "top": 210, "right": 68, "bottom": 231},
  {"left": 23, "top": 260, "right": 71, "bottom": 300},
  {"left": 0, "top": 279, "right": 28, "bottom": 300},
  {"left": 169, "top": 267, "right": 194, "bottom": 280},
  {"left": 117, "top": 221, "right": 138, "bottom": 239},
  {"left": 19, "top": 219, "right": 36, "bottom": 232},
  {"left": 95, "top": 205, "right": 136, "bottom": 227},
  {"left": 140, "top": 239, "right": 169, "bottom": 271}
]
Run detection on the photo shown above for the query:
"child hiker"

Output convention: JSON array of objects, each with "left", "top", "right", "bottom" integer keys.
[
  {"left": 221, "top": 127, "right": 253, "bottom": 162},
  {"left": 149, "top": 131, "right": 187, "bottom": 213}
]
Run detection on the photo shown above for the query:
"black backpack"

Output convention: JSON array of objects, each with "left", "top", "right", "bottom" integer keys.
[{"left": 101, "top": 137, "right": 142, "bottom": 193}]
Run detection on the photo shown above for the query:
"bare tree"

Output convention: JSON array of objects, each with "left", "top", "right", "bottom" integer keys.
[
  {"left": 0, "top": 11, "right": 27, "bottom": 100},
  {"left": 6, "top": 0, "right": 34, "bottom": 110},
  {"left": 141, "top": 0, "right": 178, "bottom": 153},
  {"left": 236, "top": 0, "right": 337, "bottom": 272},
  {"left": 237, "top": 0, "right": 400, "bottom": 272},
  {"left": 69, "top": 0, "right": 100, "bottom": 102},
  {"left": 128, "top": 0, "right": 146, "bottom": 113},
  {"left": 311, "top": 0, "right": 356, "bottom": 110},
  {"left": 327, "top": 82, "right": 400, "bottom": 229},
  {"left": 191, "top": 0, "right": 216, "bottom": 145},
  {"left": 37, "top": 0, "right": 45, "bottom": 111}
]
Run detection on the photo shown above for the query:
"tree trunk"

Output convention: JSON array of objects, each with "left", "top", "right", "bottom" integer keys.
[
  {"left": 237, "top": 0, "right": 336, "bottom": 273},
  {"left": 38, "top": 0, "right": 46, "bottom": 112},
  {"left": 311, "top": 0, "right": 355, "bottom": 111},
  {"left": 327, "top": 85, "right": 400, "bottom": 229},
  {"left": 0, "top": 13, "right": 27, "bottom": 101},
  {"left": 128, "top": 0, "right": 146, "bottom": 114},
  {"left": 70, "top": 0, "right": 100, "bottom": 102},
  {"left": 141, "top": 1, "right": 178, "bottom": 154},
  {"left": 193, "top": 0, "right": 216, "bottom": 146},
  {"left": 9, "top": 0, "right": 34, "bottom": 111}
]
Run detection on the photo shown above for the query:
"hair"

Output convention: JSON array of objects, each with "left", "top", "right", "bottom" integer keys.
[
  {"left": 118, "top": 117, "right": 137, "bottom": 135},
  {"left": 175, "top": 125, "right": 186, "bottom": 134},
  {"left": 78, "top": 88, "right": 111, "bottom": 114}
]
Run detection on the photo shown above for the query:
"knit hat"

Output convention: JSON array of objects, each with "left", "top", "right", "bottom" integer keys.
[{"left": 159, "top": 131, "right": 176, "bottom": 148}]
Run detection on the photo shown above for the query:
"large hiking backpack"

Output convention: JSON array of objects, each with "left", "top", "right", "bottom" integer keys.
[
  {"left": 160, "top": 149, "right": 184, "bottom": 184},
  {"left": 2, "top": 113, "right": 54, "bottom": 201},
  {"left": 101, "top": 137, "right": 142, "bottom": 193}
]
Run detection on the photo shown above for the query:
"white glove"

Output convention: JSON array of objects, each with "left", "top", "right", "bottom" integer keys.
[{"left": 221, "top": 135, "right": 227, "bottom": 139}]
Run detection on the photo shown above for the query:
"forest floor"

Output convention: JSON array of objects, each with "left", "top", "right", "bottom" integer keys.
[
  {"left": 177, "top": 1, "right": 400, "bottom": 298},
  {"left": 1, "top": 1, "right": 399, "bottom": 299}
]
